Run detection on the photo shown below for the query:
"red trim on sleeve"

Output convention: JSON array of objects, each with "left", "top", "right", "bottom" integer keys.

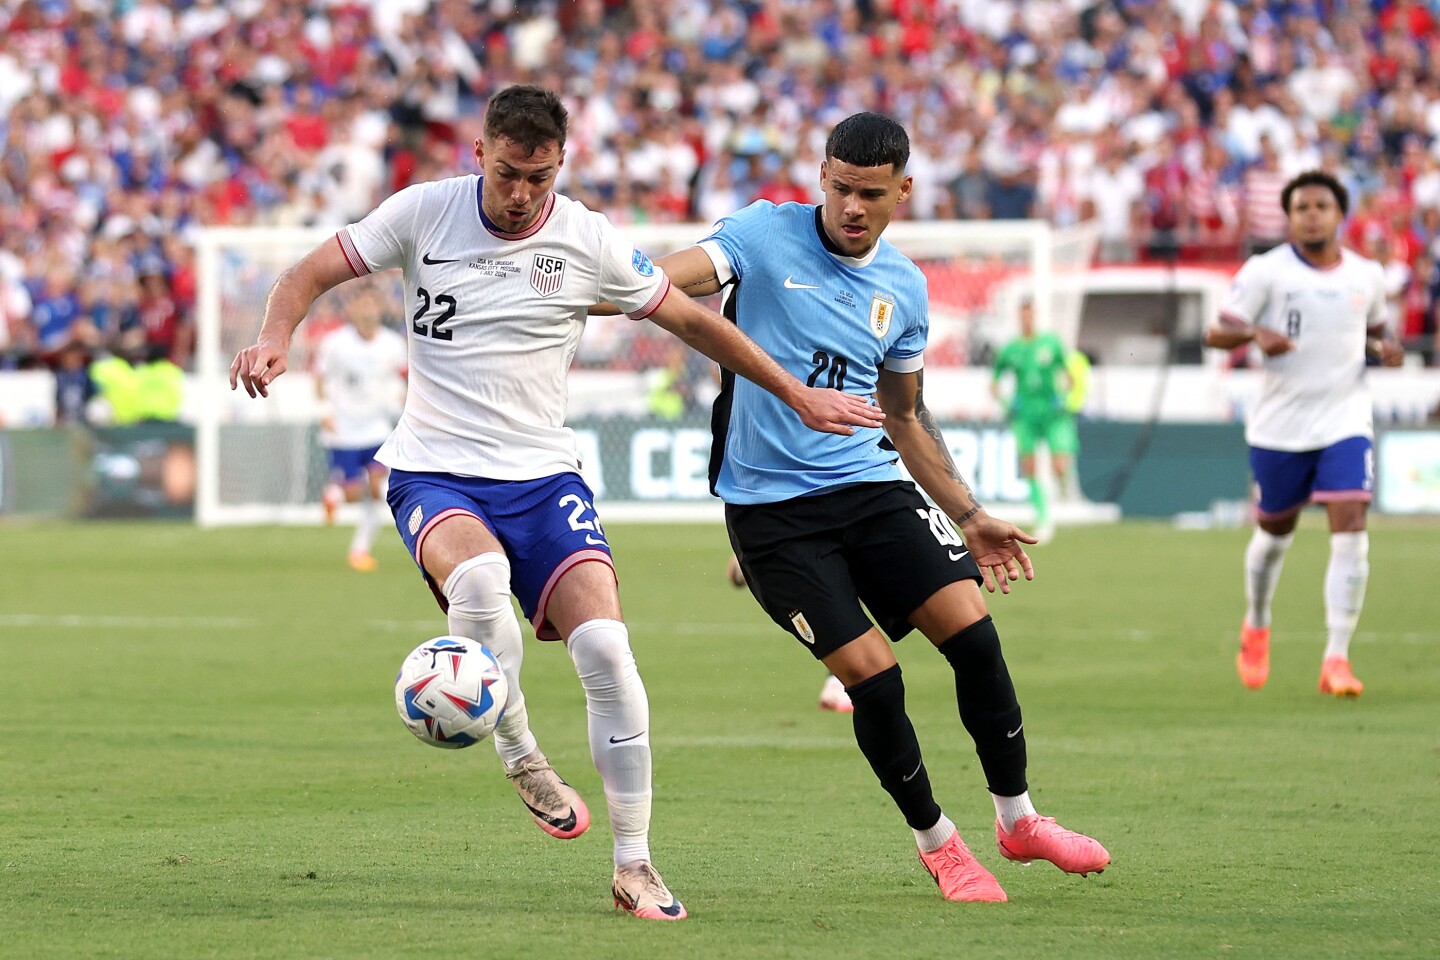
[
  {"left": 627, "top": 276, "right": 673, "bottom": 321},
  {"left": 335, "top": 230, "right": 369, "bottom": 277}
]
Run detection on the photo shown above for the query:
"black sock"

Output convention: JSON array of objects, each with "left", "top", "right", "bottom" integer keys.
[
  {"left": 844, "top": 665, "right": 942, "bottom": 830},
  {"left": 937, "top": 615, "right": 1028, "bottom": 797}
]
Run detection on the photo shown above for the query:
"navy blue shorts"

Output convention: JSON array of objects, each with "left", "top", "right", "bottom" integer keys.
[
  {"left": 1249, "top": 436, "right": 1373, "bottom": 517},
  {"left": 327, "top": 444, "right": 383, "bottom": 483},
  {"left": 387, "top": 469, "right": 614, "bottom": 640}
]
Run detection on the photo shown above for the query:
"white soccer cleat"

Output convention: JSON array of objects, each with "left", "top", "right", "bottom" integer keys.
[
  {"left": 612, "top": 860, "right": 686, "bottom": 920},
  {"left": 818, "top": 674, "right": 854, "bottom": 713},
  {"left": 504, "top": 750, "right": 590, "bottom": 839}
]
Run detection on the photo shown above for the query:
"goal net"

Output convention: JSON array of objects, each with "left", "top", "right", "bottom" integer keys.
[{"left": 193, "top": 219, "right": 1099, "bottom": 526}]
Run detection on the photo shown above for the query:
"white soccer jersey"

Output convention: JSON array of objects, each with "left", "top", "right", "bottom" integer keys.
[
  {"left": 316, "top": 323, "right": 408, "bottom": 449},
  {"left": 336, "top": 175, "right": 670, "bottom": 479},
  {"left": 1220, "top": 244, "right": 1387, "bottom": 451}
]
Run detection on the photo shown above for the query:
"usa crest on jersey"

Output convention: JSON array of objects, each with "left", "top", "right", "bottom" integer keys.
[
  {"left": 531, "top": 254, "right": 566, "bottom": 297},
  {"left": 869, "top": 292, "right": 896, "bottom": 337}
]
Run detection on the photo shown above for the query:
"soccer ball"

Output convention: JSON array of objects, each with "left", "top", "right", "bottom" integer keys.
[{"left": 394, "top": 636, "right": 508, "bottom": 749}]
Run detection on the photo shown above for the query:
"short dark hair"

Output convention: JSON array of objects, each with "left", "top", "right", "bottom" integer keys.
[
  {"left": 484, "top": 85, "right": 568, "bottom": 153},
  {"left": 1281, "top": 170, "right": 1348, "bottom": 216},
  {"left": 824, "top": 112, "right": 910, "bottom": 173}
]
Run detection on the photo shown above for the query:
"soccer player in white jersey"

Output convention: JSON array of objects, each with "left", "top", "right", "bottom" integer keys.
[
  {"left": 630, "top": 112, "right": 1109, "bottom": 903},
  {"left": 230, "top": 85, "right": 882, "bottom": 920},
  {"left": 1205, "top": 170, "right": 1403, "bottom": 697},
  {"left": 315, "top": 288, "right": 407, "bottom": 572}
]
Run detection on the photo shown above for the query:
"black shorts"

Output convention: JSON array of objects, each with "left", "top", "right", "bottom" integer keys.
[{"left": 725, "top": 480, "right": 983, "bottom": 658}]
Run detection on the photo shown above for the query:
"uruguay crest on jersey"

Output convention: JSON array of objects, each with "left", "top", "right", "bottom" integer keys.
[{"left": 869, "top": 292, "right": 895, "bottom": 337}]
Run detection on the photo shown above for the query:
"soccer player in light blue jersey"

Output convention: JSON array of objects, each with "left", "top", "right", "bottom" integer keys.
[{"left": 651, "top": 113, "right": 1110, "bottom": 902}]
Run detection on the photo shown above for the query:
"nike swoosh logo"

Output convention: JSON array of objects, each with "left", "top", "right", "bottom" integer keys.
[
  {"left": 608, "top": 731, "right": 645, "bottom": 744},
  {"left": 522, "top": 799, "right": 578, "bottom": 832},
  {"left": 783, "top": 276, "right": 819, "bottom": 289},
  {"left": 901, "top": 759, "right": 924, "bottom": 782},
  {"left": 422, "top": 253, "right": 462, "bottom": 264},
  {"left": 1006, "top": 724, "right": 1023, "bottom": 738},
  {"left": 612, "top": 885, "right": 684, "bottom": 917},
  {"left": 949, "top": 550, "right": 970, "bottom": 561}
]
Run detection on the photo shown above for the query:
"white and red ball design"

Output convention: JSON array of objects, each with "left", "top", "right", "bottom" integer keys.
[{"left": 395, "top": 637, "right": 508, "bottom": 748}]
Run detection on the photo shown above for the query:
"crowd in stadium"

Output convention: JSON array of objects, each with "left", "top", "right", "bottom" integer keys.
[{"left": 3, "top": 0, "right": 1440, "bottom": 378}]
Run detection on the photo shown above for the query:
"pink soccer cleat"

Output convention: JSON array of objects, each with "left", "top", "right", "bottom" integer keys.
[
  {"left": 504, "top": 751, "right": 590, "bottom": 840},
  {"left": 1318, "top": 656, "right": 1364, "bottom": 698},
  {"left": 613, "top": 861, "right": 687, "bottom": 920},
  {"left": 918, "top": 832, "right": 1008, "bottom": 902},
  {"left": 997, "top": 815, "right": 1110, "bottom": 876},
  {"left": 1236, "top": 621, "right": 1270, "bottom": 690}
]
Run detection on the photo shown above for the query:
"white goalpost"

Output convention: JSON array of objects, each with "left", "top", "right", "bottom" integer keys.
[{"left": 193, "top": 219, "right": 1101, "bottom": 527}]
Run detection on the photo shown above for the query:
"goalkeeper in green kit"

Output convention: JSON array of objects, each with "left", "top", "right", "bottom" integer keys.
[{"left": 991, "top": 299, "right": 1077, "bottom": 541}]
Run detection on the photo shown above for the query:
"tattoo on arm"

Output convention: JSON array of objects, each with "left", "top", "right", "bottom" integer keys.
[{"left": 912, "top": 371, "right": 982, "bottom": 520}]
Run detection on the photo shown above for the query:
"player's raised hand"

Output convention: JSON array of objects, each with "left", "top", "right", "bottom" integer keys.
[
  {"left": 1252, "top": 327, "right": 1295, "bottom": 357},
  {"left": 792, "top": 388, "right": 887, "bottom": 436},
  {"left": 230, "top": 342, "right": 290, "bottom": 398},
  {"left": 959, "top": 512, "right": 1038, "bottom": 595}
]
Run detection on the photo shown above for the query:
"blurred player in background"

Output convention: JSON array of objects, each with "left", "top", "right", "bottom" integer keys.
[
  {"left": 991, "top": 298, "right": 1075, "bottom": 542},
  {"left": 1205, "top": 170, "right": 1403, "bottom": 698},
  {"left": 644, "top": 112, "right": 1108, "bottom": 903},
  {"left": 315, "top": 289, "right": 407, "bottom": 572},
  {"left": 231, "top": 85, "right": 881, "bottom": 920}
]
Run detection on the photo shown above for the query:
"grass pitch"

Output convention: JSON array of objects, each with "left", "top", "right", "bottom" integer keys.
[{"left": 1, "top": 518, "right": 1436, "bottom": 959}]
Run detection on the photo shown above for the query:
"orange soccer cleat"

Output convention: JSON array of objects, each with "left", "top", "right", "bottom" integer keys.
[
  {"left": 996, "top": 815, "right": 1110, "bottom": 876},
  {"left": 1236, "top": 621, "right": 1271, "bottom": 690},
  {"left": 1318, "top": 656, "right": 1364, "bottom": 698},
  {"left": 347, "top": 550, "right": 378, "bottom": 572},
  {"left": 918, "top": 832, "right": 1008, "bottom": 902}
]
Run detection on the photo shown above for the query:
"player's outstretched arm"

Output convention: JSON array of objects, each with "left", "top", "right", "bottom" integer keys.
[
  {"left": 230, "top": 239, "right": 357, "bottom": 398},
  {"left": 589, "top": 247, "right": 724, "bottom": 316},
  {"left": 877, "top": 367, "right": 1036, "bottom": 594},
  {"left": 646, "top": 288, "right": 884, "bottom": 436}
]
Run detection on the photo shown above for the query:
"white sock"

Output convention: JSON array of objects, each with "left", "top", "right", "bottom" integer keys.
[
  {"left": 568, "top": 618, "right": 652, "bottom": 866},
  {"left": 1324, "top": 531, "right": 1369, "bottom": 661},
  {"left": 349, "top": 495, "right": 380, "bottom": 554},
  {"left": 1245, "top": 528, "right": 1294, "bottom": 629},
  {"left": 443, "top": 554, "right": 536, "bottom": 767},
  {"left": 913, "top": 813, "right": 957, "bottom": 853},
  {"left": 991, "top": 791, "right": 1038, "bottom": 832}
]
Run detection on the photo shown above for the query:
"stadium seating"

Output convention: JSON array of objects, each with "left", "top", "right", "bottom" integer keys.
[{"left": 1, "top": 0, "right": 1437, "bottom": 373}]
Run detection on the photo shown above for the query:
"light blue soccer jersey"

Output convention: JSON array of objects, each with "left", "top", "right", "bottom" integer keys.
[{"left": 700, "top": 201, "right": 929, "bottom": 504}]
